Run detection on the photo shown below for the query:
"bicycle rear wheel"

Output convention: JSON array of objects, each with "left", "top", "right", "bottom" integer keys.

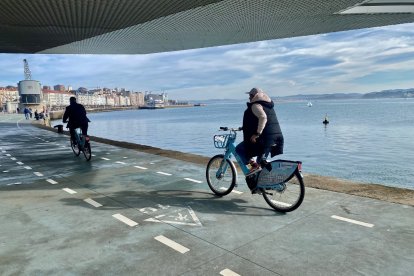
[
  {"left": 262, "top": 170, "right": 305, "bottom": 212},
  {"left": 70, "top": 138, "right": 81, "bottom": 156},
  {"left": 83, "top": 141, "right": 92, "bottom": 161},
  {"left": 206, "top": 154, "right": 236, "bottom": 196}
]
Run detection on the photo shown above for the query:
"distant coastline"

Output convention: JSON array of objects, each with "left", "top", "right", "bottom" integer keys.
[
  {"left": 49, "top": 104, "right": 202, "bottom": 119},
  {"left": 277, "top": 87, "right": 414, "bottom": 101}
]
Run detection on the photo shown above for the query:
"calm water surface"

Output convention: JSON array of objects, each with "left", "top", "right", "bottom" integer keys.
[{"left": 54, "top": 99, "right": 414, "bottom": 189}]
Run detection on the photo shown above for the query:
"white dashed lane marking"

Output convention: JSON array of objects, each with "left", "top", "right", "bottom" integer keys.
[
  {"left": 154, "top": 235, "right": 190, "bottom": 254},
  {"left": 24, "top": 166, "right": 32, "bottom": 170},
  {"left": 101, "top": 157, "right": 110, "bottom": 161},
  {"left": 112, "top": 214, "right": 138, "bottom": 227},
  {"left": 156, "top": 171, "right": 172, "bottom": 176},
  {"left": 220, "top": 269, "right": 241, "bottom": 276},
  {"left": 11, "top": 157, "right": 16, "bottom": 160},
  {"left": 331, "top": 215, "right": 374, "bottom": 228},
  {"left": 16, "top": 161, "right": 24, "bottom": 165},
  {"left": 220, "top": 187, "right": 243, "bottom": 194},
  {"left": 84, "top": 198, "right": 103, "bottom": 208},
  {"left": 46, "top": 179, "right": 58, "bottom": 184},
  {"left": 62, "top": 188, "right": 77, "bottom": 194},
  {"left": 34, "top": 172, "right": 44, "bottom": 176},
  {"left": 5, "top": 154, "right": 11, "bottom": 156},
  {"left": 184, "top": 178, "right": 202, "bottom": 183},
  {"left": 134, "top": 166, "right": 148, "bottom": 170},
  {"left": 115, "top": 161, "right": 126, "bottom": 165},
  {"left": 7, "top": 182, "right": 22, "bottom": 186}
]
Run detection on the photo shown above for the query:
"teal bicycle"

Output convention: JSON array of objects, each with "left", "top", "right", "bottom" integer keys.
[
  {"left": 206, "top": 127, "right": 305, "bottom": 212},
  {"left": 69, "top": 127, "right": 92, "bottom": 161}
]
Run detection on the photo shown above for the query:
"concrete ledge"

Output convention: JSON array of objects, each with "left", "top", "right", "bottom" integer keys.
[{"left": 32, "top": 122, "right": 414, "bottom": 207}]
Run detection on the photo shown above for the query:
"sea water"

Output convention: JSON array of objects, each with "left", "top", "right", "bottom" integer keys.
[{"left": 54, "top": 98, "right": 414, "bottom": 189}]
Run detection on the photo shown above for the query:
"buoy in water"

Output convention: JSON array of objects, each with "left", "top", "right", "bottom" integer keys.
[{"left": 323, "top": 114, "right": 329, "bottom": 124}]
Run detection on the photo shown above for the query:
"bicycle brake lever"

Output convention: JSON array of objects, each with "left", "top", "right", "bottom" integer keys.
[{"left": 219, "top": 127, "right": 228, "bottom": 131}]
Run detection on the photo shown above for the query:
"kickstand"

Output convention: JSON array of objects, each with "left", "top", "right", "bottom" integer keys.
[{"left": 263, "top": 190, "right": 273, "bottom": 195}]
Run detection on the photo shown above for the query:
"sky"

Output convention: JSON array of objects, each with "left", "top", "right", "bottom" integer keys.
[{"left": 1, "top": 22, "right": 414, "bottom": 101}]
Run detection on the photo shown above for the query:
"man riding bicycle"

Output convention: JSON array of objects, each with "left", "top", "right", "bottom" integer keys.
[
  {"left": 63, "top": 96, "right": 90, "bottom": 145},
  {"left": 236, "top": 88, "right": 284, "bottom": 176}
]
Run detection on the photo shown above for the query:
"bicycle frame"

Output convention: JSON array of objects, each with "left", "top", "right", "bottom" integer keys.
[
  {"left": 219, "top": 129, "right": 253, "bottom": 176},
  {"left": 208, "top": 127, "right": 305, "bottom": 212},
  {"left": 224, "top": 144, "right": 251, "bottom": 175},
  {"left": 74, "top": 128, "right": 85, "bottom": 150},
  {"left": 218, "top": 129, "right": 301, "bottom": 188}
]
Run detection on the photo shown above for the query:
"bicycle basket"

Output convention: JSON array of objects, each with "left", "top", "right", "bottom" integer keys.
[{"left": 214, "top": 134, "right": 233, "bottom": 148}]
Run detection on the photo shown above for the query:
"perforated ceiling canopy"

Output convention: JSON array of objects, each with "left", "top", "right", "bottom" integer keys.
[{"left": 1, "top": 0, "right": 414, "bottom": 54}]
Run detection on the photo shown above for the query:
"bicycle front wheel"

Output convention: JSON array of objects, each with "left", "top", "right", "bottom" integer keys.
[
  {"left": 262, "top": 170, "right": 305, "bottom": 212},
  {"left": 83, "top": 142, "right": 92, "bottom": 161},
  {"left": 206, "top": 154, "right": 236, "bottom": 196},
  {"left": 70, "top": 139, "right": 81, "bottom": 156}
]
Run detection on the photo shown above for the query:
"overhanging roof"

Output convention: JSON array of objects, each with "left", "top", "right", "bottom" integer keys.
[{"left": 1, "top": 0, "right": 414, "bottom": 54}]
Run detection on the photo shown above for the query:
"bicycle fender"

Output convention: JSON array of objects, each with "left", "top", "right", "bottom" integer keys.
[{"left": 257, "top": 160, "right": 299, "bottom": 187}]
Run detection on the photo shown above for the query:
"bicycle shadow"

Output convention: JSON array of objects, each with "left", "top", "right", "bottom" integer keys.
[{"left": 59, "top": 189, "right": 285, "bottom": 217}]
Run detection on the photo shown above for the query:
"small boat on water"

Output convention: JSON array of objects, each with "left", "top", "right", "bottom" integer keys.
[
  {"left": 139, "top": 99, "right": 165, "bottom": 109},
  {"left": 307, "top": 101, "right": 312, "bottom": 107}
]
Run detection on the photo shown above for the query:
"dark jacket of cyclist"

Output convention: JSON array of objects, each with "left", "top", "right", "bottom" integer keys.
[
  {"left": 236, "top": 88, "right": 284, "bottom": 169},
  {"left": 63, "top": 97, "right": 89, "bottom": 143}
]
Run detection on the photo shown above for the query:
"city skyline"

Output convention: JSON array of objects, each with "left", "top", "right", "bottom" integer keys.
[{"left": 1, "top": 22, "right": 414, "bottom": 100}]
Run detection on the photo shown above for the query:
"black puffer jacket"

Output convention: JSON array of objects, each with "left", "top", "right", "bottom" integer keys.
[{"left": 242, "top": 99, "right": 283, "bottom": 158}]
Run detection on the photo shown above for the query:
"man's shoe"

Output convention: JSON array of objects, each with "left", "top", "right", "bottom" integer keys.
[{"left": 248, "top": 160, "right": 260, "bottom": 169}]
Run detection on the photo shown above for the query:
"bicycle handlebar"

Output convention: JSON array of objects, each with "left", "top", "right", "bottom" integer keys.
[{"left": 219, "top": 126, "right": 242, "bottom": 131}]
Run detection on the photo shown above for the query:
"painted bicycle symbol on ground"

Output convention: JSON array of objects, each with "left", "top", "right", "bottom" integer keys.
[{"left": 139, "top": 204, "right": 202, "bottom": 227}]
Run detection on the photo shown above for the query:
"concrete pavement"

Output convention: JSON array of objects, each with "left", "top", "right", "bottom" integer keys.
[{"left": 1, "top": 115, "right": 413, "bottom": 275}]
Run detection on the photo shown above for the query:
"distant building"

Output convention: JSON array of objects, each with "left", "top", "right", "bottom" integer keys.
[
  {"left": 18, "top": 80, "right": 42, "bottom": 105},
  {"left": 53, "top": 84, "right": 65, "bottom": 91},
  {"left": 77, "top": 87, "right": 88, "bottom": 94},
  {"left": 130, "top": 92, "right": 145, "bottom": 106},
  {"left": 0, "top": 86, "right": 19, "bottom": 113},
  {"left": 42, "top": 90, "right": 74, "bottom": 108}
]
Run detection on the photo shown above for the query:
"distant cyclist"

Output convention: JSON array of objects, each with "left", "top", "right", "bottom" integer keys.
[{"left": 63, "top": 96, "right": 90, "bottom": 145}]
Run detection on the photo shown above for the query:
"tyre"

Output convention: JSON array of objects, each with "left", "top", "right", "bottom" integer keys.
[
  {"left": 70, "top": 139, "right": 81, "bottom": 156},
  {"left": 206, "top": 154, "right": 236, "bottom": 196},
  {"left": 262, "top": 170, "right": 305, "bottom": 212},
  {"left": 83, "top": 142, "right": 92, "bottom": 161}
]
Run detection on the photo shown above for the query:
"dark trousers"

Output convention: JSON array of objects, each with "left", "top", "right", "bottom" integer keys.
[{"left": 236, "top": 137, "right": 283, "bottom": 166}]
